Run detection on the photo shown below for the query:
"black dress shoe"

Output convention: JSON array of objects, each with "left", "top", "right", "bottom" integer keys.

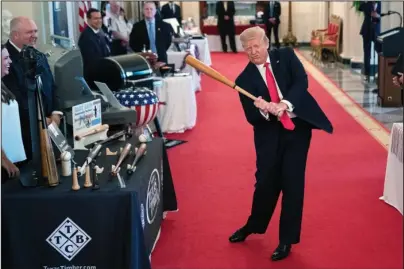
[
  {"left": 271, "top": 244, "right": 291, "bottom": 261},
  {"left": 228, "top": 227, "right": 251, "bottom": 243}
]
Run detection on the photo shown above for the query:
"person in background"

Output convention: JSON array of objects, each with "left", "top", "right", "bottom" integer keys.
[
  {"left": 120, "top": 7, "right": 133, "bottom": 33},
  {"left": 216, "top": 1, "right": 237, "bottom": 53},
  {"left": 78, "top": 8, "right": 111, "bottom": 89},
  {"left": 154, "top": 1, "right": 162, "bottom": 21},
  {"left": 129, "top": 1, "right": 173, "bottom": 63},
  {"left": 3, "top": 16, "right": 61, "bottom": 162},
  {"left": 109, "top": 1, "right": 130, "bottom": 55},
  {"left": 359, "top": 1, "right": 381, "bottom": 82},
  {"left": 263, "top": 1, "right": 281, "bottom": 49},
  {"left": 161, "top": 1, "right": 182, "bottom": 25},
  {"left": 101, "top": 1, "right": 113, "bottom": 51},
  {"left": 1, "top": 44, "right": 27, "bottom": 181},
  {"left": 229, "top": 27, "right": 332, "bottom": 261}
]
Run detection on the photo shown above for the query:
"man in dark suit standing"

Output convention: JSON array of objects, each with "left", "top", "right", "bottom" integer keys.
[
  {"left": 3, "top": 16, "right": 61, "bottom": 161},
  {"left": 130, "top": 1, "right": 173, "bottom": 63},
  {"left": 154, "top": 1, "right": 162, "bottom": 21},
  {"left": 216, "top": 1, "right": 237, "bottom": 53},
  {"left": 359, "top": 1, "right": 381, "bottom": 82},
  {"left": 263, "top": 1, "right": 281, "bottom": 49},
  {"left": 161, "top": 1, "right": 182, "bottom": 25},
  {"left": 228, "top": 27, "right": 333, "bottom": 261},
  {"left": 78, "top": 8, "right": 111, "bottom": 89}
]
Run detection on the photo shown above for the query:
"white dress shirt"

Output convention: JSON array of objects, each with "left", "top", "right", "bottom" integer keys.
[
  {"left": 9, "top": 40, "right": 21, "bottom": 52},
  {"left": 110, "top": 14, "right": 131, "bottom": 39},
  {"left": 255, "top": 56, "right": 296, "bottom": 120},
  {"left": 88, "top": 25, "right": 100, "bottom": 34},
  {"left": 223, "top": 1, "right": 228, "bottom": 11}
]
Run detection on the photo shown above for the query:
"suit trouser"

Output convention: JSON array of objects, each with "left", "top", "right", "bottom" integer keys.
[
  {"left": 246, "top": 118, "right": 312, "bottom": 244},
  {"left": 218, "top": 24, "right": 237, "bottom": 53},
  {"left": 266, "top": 23, "right": 280, "bottom": 48},
  {"left": 362, "top": 36, "right": 373, "bottom": 76}
]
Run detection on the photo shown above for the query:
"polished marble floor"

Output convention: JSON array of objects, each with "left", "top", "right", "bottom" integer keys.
[{"left": 299, "top": 48, "right": 403, "bottom": 130}]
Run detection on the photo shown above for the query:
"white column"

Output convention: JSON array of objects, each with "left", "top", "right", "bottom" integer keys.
[
  {"left": 182, "top": 2, "right": 200, "bottom": 26},
  {"left": 348, "top": 6, "right": 365, "bottom": 65},
  {"left": 335, "top": 2, "right": 364, "bottom": 65},
  {"left": 316, "top": 2, "right": 330, "bottom": 30},
  {"left": 339, "top": 2, "right": 351, "bottom": 60},
  {"left": 283, "top": 2, "right": 329, "bottom": 43}
]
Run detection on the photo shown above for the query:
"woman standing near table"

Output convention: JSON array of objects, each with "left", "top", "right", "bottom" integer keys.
[{"left": 1, "top": 44, "right": 26, "bottom": 181}]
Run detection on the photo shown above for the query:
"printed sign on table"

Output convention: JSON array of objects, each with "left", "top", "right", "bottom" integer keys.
[{"left": 72, "top": 99, "right": 102, "bottom": 138}]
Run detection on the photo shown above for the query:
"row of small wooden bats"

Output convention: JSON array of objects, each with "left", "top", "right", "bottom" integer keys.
[{"left": 71, "top": 142, "right": 147, "bottom": 191}]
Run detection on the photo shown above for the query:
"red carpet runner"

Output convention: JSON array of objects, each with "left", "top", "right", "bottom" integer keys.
[{"left": 152, "top": 52, "right": 403, "bottom": 269}]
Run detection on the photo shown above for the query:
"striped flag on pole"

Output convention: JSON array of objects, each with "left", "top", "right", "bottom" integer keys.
[{"left": 78, "top": 1, "right": 92, "bottom": 32}]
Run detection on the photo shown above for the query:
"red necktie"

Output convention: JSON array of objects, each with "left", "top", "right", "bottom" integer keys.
[{"left": 264, "top": 63, "right": 295, "bottom": 130}]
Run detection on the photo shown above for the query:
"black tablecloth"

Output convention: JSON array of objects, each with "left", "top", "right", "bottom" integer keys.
[{"left": 2, "top": 138, "right": 168, "bottom": 269}]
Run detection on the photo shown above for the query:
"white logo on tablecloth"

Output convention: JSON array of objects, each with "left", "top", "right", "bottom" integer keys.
[
  {"left": 140, "top": 203, "right": 145, "bottom": 229},
  {"left": 46, "top": 217, "right": 91, "bottom": 261},
  {"left": 146, "top": 168, "right": 161, "bottom": 224}
]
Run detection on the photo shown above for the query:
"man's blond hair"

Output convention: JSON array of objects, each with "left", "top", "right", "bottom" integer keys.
[{"left": 239, "top": 26, "right": 269, "bottom": 47}]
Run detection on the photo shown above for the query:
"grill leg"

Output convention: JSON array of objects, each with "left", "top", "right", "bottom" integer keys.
[{"left": 153, "top": 118, "right": 164, "bottom": 139}]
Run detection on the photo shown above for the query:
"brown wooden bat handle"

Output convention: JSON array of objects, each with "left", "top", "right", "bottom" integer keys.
[
  {"left": 39, "top": 127, "right": 49, "bottom": 178},
  {"left": 72, "top": 167, "right": 80, "bottom": 191},
  {"left": 84, "top": 166, "right": 92, "bottom": 188},
  {"left": 234, "top": 86, "right": 258, "bottom": 101},
  {"left": 75, "top": 124, "right": 109, "bottom": 141}
]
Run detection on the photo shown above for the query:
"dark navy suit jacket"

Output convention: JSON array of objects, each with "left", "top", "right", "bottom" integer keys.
[
  {"left": 3, "top": 40, "right": 59, "bottom": 160},
  {"left": 359, "top": 1, "right": 381, "bottom": 40},
  {"left": 236, "top": 47, "right": 333, "bottom": 140},
  {"left": 78, "top": 26, "right": 111, "bottom": 88}
]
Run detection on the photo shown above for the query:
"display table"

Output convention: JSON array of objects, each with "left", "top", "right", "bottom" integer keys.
[
  {"left": 191, "top": 37, "right": 212, "bottom": 66},
  {"left": 1, "top": 138, "right": 165, "bottom": 269},
  {"left": 167, "top": 45, "right": 201, "bottom": 92},
  {"left": 202, "top": 24, "right": 266, "bottom": 52},
  {"left": 380, "top": 123, "right": 403, "bottom": 214},
  {"left": 156, "top": 75, "right": 197, "bottom": 133}
]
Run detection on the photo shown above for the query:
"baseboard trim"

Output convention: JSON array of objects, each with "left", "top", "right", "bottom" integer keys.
[
  {"left": 341, "top": 57, "right": 351, "bottom": 65},
  {"left": 351, "top": 61, "right": 363, "bottom": 69},
  {"left": 276, "top": 42, "right": 310, "bottom": 47},
  {"left": 297, "top": 42, "right": 310, "bottom": 46}
]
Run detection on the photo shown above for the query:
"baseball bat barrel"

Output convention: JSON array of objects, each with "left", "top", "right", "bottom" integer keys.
[
  {"left": 111, "top": 143, "right": 132, "bottom": 176},
  {"left": 127, "top": 143, "right": 147, "bottom": 175},
  {"left": 75, "top": 124, "right": 109, "bottom": 141},
  {"left": 185, "top": 55, "right": 258, "bottom": 101}
]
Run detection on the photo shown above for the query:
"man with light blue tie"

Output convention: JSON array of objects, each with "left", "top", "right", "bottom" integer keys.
[{"left": 129, "top": 1, "right": 173, "bottom": 63}]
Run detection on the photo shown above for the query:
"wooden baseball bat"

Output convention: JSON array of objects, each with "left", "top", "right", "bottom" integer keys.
[
  {"left": 111, "top": 143, "right": 132, "bottom": 176},
  {"left": 75, "top": 124, "right": 109, "bottom": 141},
  {"left": 36, "top": 83, "right": 59, "bottom": 187},
  {"left": 127, "top": 143, "right": 147, "bottom": 175},
  {"left": 185, "top": 55, "right": 258, "bottom": 101}
]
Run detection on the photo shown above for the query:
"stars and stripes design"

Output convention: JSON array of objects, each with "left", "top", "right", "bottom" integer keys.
[
  {"left": 115, "top": 88, "right": 160, "bottom": 127},
  {"left": 78, "top": 1, "right": 92, "bottom": 32}
]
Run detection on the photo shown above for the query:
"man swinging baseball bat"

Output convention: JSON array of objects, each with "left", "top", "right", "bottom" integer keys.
[{"left": 186, "top": 26, "right": 333, "bottom": 261}]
